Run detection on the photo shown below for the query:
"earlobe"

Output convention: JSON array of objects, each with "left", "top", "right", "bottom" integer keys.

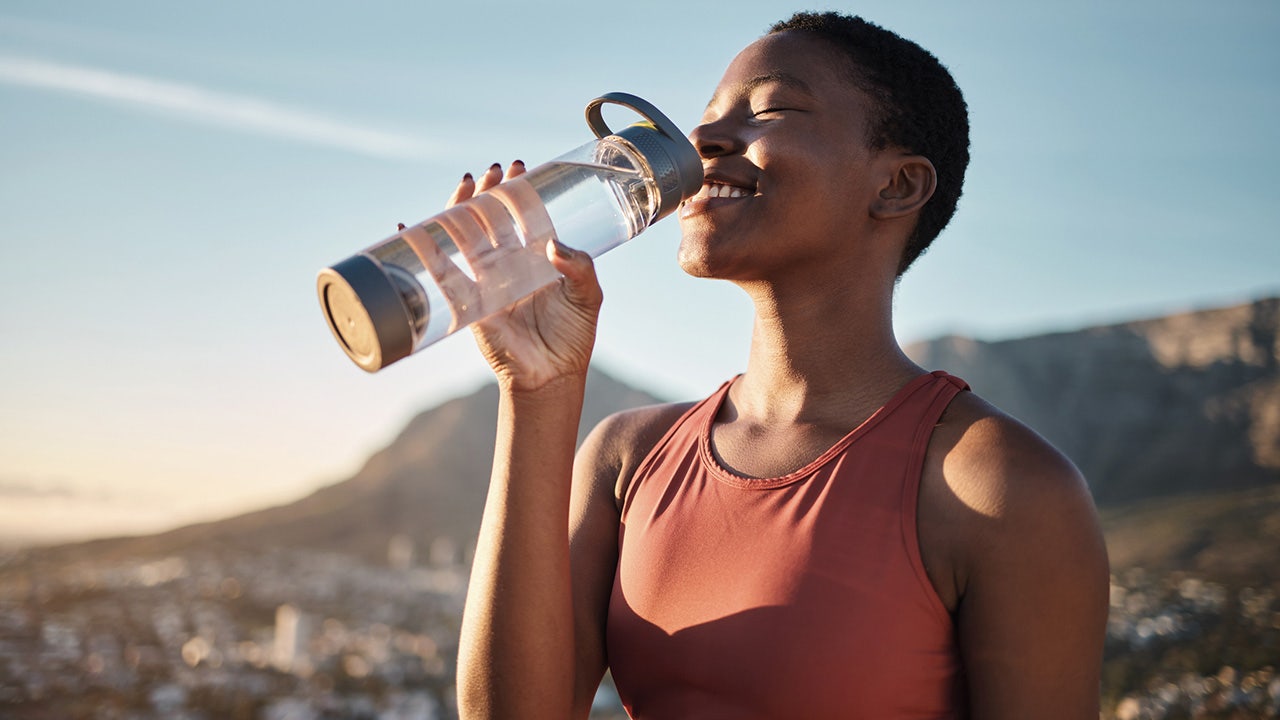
[{"left": 870, "top": 155, "right": 937, "bottom": 220}]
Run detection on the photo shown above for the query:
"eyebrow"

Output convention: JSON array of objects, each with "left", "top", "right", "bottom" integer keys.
[{"left": 706, "top": 72, "right": 815, "bottom": 110}]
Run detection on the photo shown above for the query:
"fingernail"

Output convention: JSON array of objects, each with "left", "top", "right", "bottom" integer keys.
[
  {"left": 397, "top": 223, "right": 406, "bottom": 231},
  {"left": 552, "top": 239, "right": 572, "bottom": 258},
  {"left": 513, "top": 159, "right": 525, "bottom": 167},
  {"left": 489, "top": 163, "right": 501, "bottom": 172},
  {"left": 462, "top": 172, "right": 473, "bottom": 182}
]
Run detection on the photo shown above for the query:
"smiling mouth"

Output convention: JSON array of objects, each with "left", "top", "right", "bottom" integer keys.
[
  {"left": 703, "top": 182, "right": 752, "bottom": 199},
  {"left": 680, "top": 182, "right": 755, "bottom": 219}
]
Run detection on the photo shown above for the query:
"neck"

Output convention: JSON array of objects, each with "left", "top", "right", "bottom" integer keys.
[{"left": 731, "top": 268, "right": 921, "bottom": 425}]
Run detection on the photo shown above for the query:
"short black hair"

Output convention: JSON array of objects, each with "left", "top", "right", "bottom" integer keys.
[{"left": 769, "top": 12, "right": 970, "bottom": 275}]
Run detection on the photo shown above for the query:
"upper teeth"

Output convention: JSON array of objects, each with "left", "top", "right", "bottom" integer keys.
[{"left": 707, "top": 183, "right": 748, "bottom": 199}]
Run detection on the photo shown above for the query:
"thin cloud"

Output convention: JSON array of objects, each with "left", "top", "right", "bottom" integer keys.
[
  {"left": 0, "top": 474, "right": 153, "bottom": 503},
  {"left": 0, "top": 55, "right": 436, "bottom": 160},
  {"left": 0, "top": 475, "right": 77, "bottom": 499}
]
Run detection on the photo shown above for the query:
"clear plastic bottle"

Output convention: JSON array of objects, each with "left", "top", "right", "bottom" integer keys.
[{"left": 317, "top": 93, "right": 701, "bottom": 372}]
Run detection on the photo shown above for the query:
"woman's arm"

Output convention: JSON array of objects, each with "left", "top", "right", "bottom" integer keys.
[
  {"left": 452, "top": 162, "right": 605, "bottom": 719},
  {"left": 458, "top": 376, "right": 589, "bottom": 719}
]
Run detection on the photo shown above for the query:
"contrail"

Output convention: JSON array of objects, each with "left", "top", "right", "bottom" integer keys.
[{"left": 0, "top": 55, "right": 436, "bottom": 160}]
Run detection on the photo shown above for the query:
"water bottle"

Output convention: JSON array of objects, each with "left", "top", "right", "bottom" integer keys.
[{"left": 316, "top": 92, "right": 702, "bottom": 372}]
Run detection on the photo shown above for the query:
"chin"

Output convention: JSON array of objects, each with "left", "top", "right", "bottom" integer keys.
[
  {"left": 677, "top": 253, "right": 716, "bottom": 279},
  {"left": 680, "top": 264, "right": 718, "bottom": 280},
  {"left": 676, "top": 234, "right": 722, "bottom": 279},
  {"left": 678, "top": 244, "right": 756, "bottom": 283}
]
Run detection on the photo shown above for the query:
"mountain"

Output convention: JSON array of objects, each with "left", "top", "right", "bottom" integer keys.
[
  {"left": 907, "top": 297, "right": 1280, "bottom": 505},
  {"left": 30, "top": 367, "right": 663, "bottom": 566},
  {"left": 26, "top": 297, "right": 1280, "bottom": 576}
]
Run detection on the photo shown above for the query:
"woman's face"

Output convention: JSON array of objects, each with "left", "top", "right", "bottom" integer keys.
[{"left": 677, "top": 31, "right": 889, "bottom": 283}]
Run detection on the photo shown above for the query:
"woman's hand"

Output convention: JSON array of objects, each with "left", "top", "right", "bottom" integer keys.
[{"left": 448, "top": 161, "right": 603, "bottom": 393}]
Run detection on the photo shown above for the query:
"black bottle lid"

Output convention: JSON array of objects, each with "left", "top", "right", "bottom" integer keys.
[{"left": 316, "top": 254, "right": 415, "bottom": 372}]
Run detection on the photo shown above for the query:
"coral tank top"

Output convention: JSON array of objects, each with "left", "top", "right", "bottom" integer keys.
[{"left": 606, "top": 371, "right": 969, "bottom": 719}]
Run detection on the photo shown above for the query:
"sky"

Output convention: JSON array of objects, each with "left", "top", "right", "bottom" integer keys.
[{"left": 1, "top": 1, "right": 1277, "bottom": 546}]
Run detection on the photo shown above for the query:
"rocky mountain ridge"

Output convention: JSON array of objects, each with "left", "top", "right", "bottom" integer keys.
[
  {"left": 907, "top": 296, "right": 1280, "bottom": 504},
  {"left": 25, "top": 296, "right": 1280, "bottom": 577}
]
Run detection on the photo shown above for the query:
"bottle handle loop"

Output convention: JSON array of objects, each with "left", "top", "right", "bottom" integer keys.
[{"left": 585, "top": 92, "right": 685, "bottom": 141}]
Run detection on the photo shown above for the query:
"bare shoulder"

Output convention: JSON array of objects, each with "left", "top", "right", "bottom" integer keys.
[
  {"left": 576, "top": 401, "right": 698, "bottom": 505},
  {"left": 930, "top": 390, "right": 1094, "bottom": 522},
  {"left": 921, "top": 390, "right": 1110, "bottom": 718},
  {"left": 919, "top": 389, "right": 1108, "bottom": 608}
]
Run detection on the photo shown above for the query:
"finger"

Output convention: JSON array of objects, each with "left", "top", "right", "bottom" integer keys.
[
  {"left": 546, "top": 240, "right": 603, "bottom": 309},
  {"left": 485, "top": 170, "right": 546, "bottom": 252},
  {"left": 446, "top": 172, "right": 475, "bottom": 208},
  {"left": 504, "top": 159, "right": 526, "bottom": 181},
  {"left": 475, "top": 163, "right": 503, "bottom": 194},
  {"left": 397, "top": 223, "right": 406, "bottom": 231},
  {"left": 400, "top": 222, "right": 479, "bottom": 332},
  {"left": 465, "top": 193, "right": 520, "bottom": 251}
]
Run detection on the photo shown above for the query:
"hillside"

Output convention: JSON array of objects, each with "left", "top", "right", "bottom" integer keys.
[
  {"left": 27, "top": 367, "right": 662, "bottom": 566},
  {"left": 1100, "top": 484, "right": 1280, "bottom": 586},
  {"left": 23, "top": 297, "right": 1280, "bottom": 578},
  {"left": 907, "top": 297, "right": 1280, "bottom": 505}
]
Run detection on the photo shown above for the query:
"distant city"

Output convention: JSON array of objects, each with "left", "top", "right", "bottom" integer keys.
[
  {"left": 1104, "top": 568, "right": 1280, "bottom": 718},
  {"left": 0, "top": 534, "right": 1275, "bottom": 719},
  {"left": 0, "top": 535, "right": 624, "bottom": 720}
]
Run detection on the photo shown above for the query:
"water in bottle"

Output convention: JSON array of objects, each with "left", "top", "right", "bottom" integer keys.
[{"left": 317, "top": 93, "right": 701, "bottom": 372}]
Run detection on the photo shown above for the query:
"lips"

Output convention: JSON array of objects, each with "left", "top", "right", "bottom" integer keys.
[{"left": 680, "top": 172, "right": 757, "bottom": 219}]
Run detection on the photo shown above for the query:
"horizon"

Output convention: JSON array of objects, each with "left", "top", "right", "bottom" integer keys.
[
  {"left": 2, "top": 1, "right": 1278, "bottom": 546},
  {"left": 3, "top": 291, "right": 1274, "bottom": 550}
]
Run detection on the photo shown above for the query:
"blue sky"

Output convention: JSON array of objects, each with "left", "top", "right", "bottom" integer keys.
[{"left": 1, "top": 1, "right": 1277, "bottom": 544}]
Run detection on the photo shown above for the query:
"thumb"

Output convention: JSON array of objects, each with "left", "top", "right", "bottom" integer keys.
[{"left": 546, "top": 239, "right": 603, "bottom": 310}]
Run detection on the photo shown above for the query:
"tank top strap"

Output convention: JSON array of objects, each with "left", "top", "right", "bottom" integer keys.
[
  {"left": 899, "top": 370, "right": 970, "bottom": 620},
  {"left": 902, "top": 370, "right": 970, "bottom": 464},
  {"left": 930, "top": 369, "right": 970, "bottom": 392}
]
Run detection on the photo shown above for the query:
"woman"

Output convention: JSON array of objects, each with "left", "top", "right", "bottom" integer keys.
[{"left": 453, "top": 12, "right": 1109, "bottom": 719}]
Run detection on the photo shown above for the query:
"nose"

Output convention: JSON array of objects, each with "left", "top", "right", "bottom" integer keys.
[{"left": 688, "top": 116, "right": 742, "bottom": 159}]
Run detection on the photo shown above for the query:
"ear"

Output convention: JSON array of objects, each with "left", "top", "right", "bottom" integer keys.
[{"left": 870, "top": 154, "right": 936, "bottom": 220}]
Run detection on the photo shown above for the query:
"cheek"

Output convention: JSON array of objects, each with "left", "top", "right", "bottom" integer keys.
[
  {"left": 771, "top": 152, "right": 871, "bottom": 226},
  {"left": 769, "top": 179, "right": 857, "bottom": 232}
]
